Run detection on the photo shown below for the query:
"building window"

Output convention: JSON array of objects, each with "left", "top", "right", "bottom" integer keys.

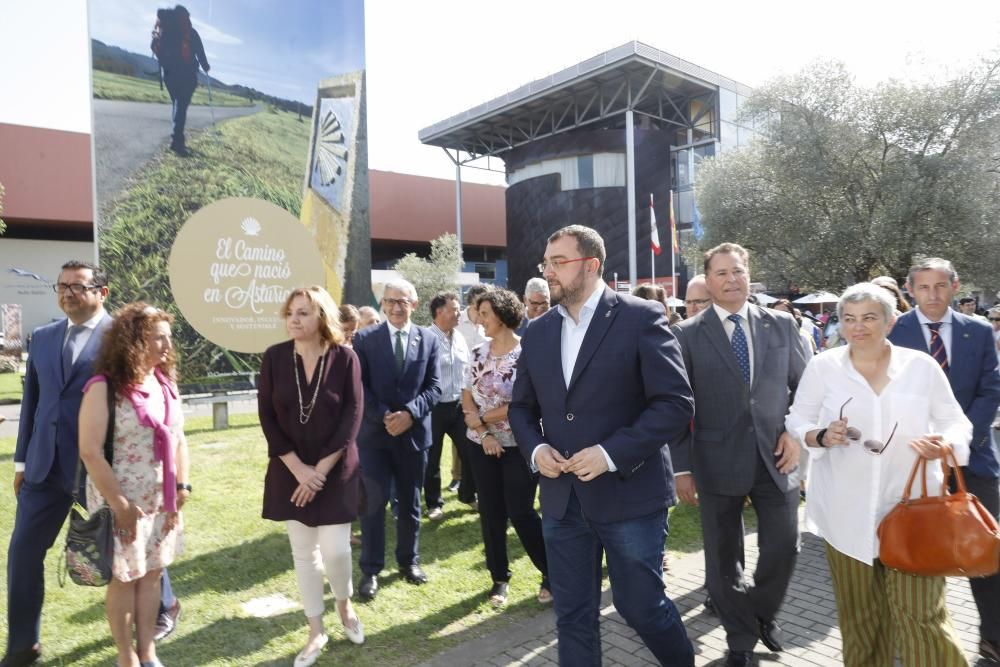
[
  {"left": 577, "top": 155, "right": 594, "bottom": 189},
  {"left": 474, "top": 262, "right": 496, "bottom": 281}
]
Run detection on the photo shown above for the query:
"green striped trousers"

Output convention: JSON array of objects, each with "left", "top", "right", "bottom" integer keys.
[{"left": 825, "top": 543, "right": 967, "bottom": 666}]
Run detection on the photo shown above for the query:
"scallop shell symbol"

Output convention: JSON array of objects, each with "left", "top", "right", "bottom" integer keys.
[
  {"left": 241, "top": 217, "right": 261, "bottom": 236},
  {"left": 315, "top": 110, "right": 349, "bottom": 186}
]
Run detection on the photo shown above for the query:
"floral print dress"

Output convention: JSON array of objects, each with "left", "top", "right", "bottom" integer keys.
[
  {"left": 463, "top": 342, "right": 521, "bottom": 449},
  {"left": 86, "top": 374, "right": 184, "bottom": 582}
]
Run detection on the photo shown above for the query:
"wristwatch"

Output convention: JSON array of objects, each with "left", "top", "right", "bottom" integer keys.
[
  {"left": 177, "top": 483, "right": 193, "bottom": 493},
  {"left": 815, "top": 428, "right": 828, "bottom": 448}
]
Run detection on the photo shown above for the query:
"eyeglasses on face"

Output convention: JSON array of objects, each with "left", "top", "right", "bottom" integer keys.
[
  {"left": 382, "top": 297, "right": 412, "bottom": 309},
  {"left": 53, "top": 282, "right": 101, "bottom": 295},
  {"left": 537, "top": 257, "right": 596, "bottom": 274},
  {"left": 990, "top": 317, "right": 1000, "bottom": 322},
  {"left": 685, "top": 298, "right": 711, "bottom": 307}
]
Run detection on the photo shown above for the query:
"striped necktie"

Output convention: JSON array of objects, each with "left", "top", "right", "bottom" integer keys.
[{"left": 926, "top": 322, "right": 949, "bottom": 372}]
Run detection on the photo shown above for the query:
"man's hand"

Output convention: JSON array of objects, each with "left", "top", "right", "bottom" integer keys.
[
  {"left": 535, "top": 445, "right": 567, "bottom": 479},
  {"left": 676, "top": 474, "right": 698, "bottom": 505},
  {"left": 13, "top": 471, "right": 24, "bottom": 498},
  {"left": 774, "top": 432, "right": 800, "bottom": 474},
  {"left": 384, "top": 411, "right": 414, "bottom": 437},
  {"left": 562, "top": 446, "right": 609, "bottom": 482}
]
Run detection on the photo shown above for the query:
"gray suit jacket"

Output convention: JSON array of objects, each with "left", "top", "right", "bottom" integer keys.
[{"left": 671, "top": 304, "right": 808, "bottom": 495}]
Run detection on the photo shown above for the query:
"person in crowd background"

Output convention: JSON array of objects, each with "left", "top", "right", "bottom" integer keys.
[
  {"left": 787, "top": 282, "right": 972, "bottom": 666},
  {"left": 452, "top": 284, "right": 490, "bottom": 498},
  {"left": 516, "top": 278, "right": 551, "bottom": 336},
  {"left": 871, "top": 275, "right": 911, "bottom": 315},
  {"left": 338, "top": 304, "right": 361, "bottom": 346},
  {"left": 683, "top": 274, "right": 711, "bottom": 318},
  {"left": 78, "top": 303, "right": 191, "bottom": 667},
  {"left": 632, "top": 283, "right": 670, "bottom": 315},
  {"left": 357, "top": 306, "right": 381, "bottom": 330},
  {"left": 258, "top": 287, "right": 365, "bottom": 665},
  {"left": 771, "top": 299, "right": 816, "bottom": 355},
  {"left": 889, "top": 259, "right": 1000, "bottom": 664},
  {"left": 671, "top": 243, "right": 806, "bottom": 667},
  {"left": 153, "top": 4, "right": 210, "bottom": 156},
  {"left": 958, "top": 296, "right": 990, "bottom": 323},
  {"left": 352, "top": 279, "right": 441, "bottom": 599},
  {"left": 462, "top": 288, "right": 550, "bottom": 607},
  {"left": 510, "top": 225, "right": 695, "bottom": 666},
  {"left": 5, "top": 261, "right": 113, "bottom": 667},
  {"left": 425, "top": 291, "right": 472, "bottom": 521},
  {"left": 990, "top": 306, "right": 1000, "bottom": 364}
]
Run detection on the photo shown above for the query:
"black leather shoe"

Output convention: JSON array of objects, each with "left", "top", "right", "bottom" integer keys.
[
  {"left": 0, "top": 644, "right": 41, "bottom": 667},
  {"left": 757, "top": 618, "right": 784, "bottom": 652},
  {"left": 724, "top": 650, "right": 753, "bottom": 667},
  {"left": 399, "top": 564, "right": 428, "bottom": 584},
  {"left": 981, "top": 638, "right": 1000, "bottom": 664},
  {"left": 358, "top": 574, "right": 378, "bottom": 600},
  {"left": 704, "top": 592, "right": 716, "bottom": 616}
]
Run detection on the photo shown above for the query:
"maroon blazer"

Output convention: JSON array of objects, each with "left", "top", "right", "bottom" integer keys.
[{"left": 259, "top": 340, "right": 363, "bottom": 526}]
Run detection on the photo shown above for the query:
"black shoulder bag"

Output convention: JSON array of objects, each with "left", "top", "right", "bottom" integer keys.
[{"left": 62, "top": 381, "right": 116, "bottom": 587}]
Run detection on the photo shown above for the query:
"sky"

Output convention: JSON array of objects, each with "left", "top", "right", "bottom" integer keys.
[{"left": 2, "top": 0, "right": 1000, "bottom": 188}]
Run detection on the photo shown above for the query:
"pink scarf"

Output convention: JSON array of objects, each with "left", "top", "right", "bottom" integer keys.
[{"left": 85, "top": 369, "right": 180, "bottom": 512}]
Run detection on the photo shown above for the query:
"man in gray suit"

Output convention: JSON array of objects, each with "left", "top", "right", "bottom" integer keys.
[{"left": 671, "top": 243, "right": 807, "bottom": 667}]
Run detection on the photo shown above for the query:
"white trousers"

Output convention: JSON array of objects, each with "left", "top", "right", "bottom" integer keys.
[{"left": 285, "top": 520, "right": 353, "bottom": 619}]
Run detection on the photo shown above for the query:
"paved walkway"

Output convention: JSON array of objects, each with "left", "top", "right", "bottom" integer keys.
[{"left": 420, "top": 511, "right": 991, "bottom": 666}]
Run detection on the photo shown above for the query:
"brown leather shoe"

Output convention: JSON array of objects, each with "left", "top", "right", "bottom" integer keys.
[
  {"left": 0, "top": 644, "right": 41, "bottom": 667},
  {"left": 154, "top": 600, "right": 181, "bottom": 641}
]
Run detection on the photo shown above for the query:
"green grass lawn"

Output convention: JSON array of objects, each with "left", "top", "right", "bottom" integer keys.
[
  {"left": 0, "top": 372, "right": 21, "bottom": 402},
  {"left": 0, "top": 413, "right": 731, "bottom": 665},
  {"left": 92, "top": 70, "right": 253, "bottom": 107}
]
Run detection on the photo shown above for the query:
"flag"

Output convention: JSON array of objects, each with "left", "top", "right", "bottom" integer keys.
[
  {"left": 649, "top": 193, "right": 662, "bottom": 256},
  {"left": 692, "top": 198, "right": 705, "bottom": 240},
  {"left": 669, "top": 189, "right": 680, "bottom": 254}
]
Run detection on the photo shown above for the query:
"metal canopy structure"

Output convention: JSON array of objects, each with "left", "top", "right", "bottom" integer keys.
[{"left": 419, "top": 40, "right": 751, "bottom": 165}]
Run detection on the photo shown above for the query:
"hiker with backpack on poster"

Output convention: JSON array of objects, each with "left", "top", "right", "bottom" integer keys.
[{"left": 151, "top": 5, "right": 210, "bottom": 156}]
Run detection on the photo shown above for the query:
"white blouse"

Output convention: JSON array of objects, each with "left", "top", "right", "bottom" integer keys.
[{"left": 785, "top": 343, "right": 971, "bottom": 565}]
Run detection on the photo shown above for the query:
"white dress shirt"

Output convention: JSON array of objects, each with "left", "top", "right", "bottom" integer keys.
[
  {"left": 63, "top": 309, "right": 106, "bottom": 364},
  {"left": 386, "top": 320, "right": 413, "bottom": 356},
  {"left": 531, "top": 282, "right": 616, "bottom": 472},
  {"left": 429, "top": 324, "right": 469, "bottom": 402},
  {"left": 785, "top": 343, "right": 971, "bottom": 564},
  {"left": 712, "top": 301, "right": 754, "bottom": 385},
  {"left": 456, "top": 309, "right": 487, "bottom": 350},
  {"left": 915, "top": 307, "right": 954, "bottom": 361}
]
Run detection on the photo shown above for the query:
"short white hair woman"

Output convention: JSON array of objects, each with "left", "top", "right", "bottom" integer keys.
[{"left": 785, "top": 282, "right": 971, "bottom": 666}]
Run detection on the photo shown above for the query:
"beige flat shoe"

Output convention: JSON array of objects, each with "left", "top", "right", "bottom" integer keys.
[{"left": 293, "top": 633, "right": 328, "bottom": 667}]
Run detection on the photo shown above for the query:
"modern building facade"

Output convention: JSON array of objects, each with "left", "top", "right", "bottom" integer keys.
[{"left": 419, "top": 41, "right": 756, "bottom": 296}]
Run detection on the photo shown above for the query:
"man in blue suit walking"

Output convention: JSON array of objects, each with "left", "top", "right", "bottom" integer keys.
[
  {"left": 509, "top": 225, "right": 695, "bottom": 666},
  {"left": 5, "top": 261, "right": 112, "bottom": 666},
  {"left": 889, "top": 257, "right": 1000, "bottom": 664},
  {"left": 352, "top": 278, "right": 442, "bottom": 599}
]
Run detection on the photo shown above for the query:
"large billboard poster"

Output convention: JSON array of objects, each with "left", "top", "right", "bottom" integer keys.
[{"left": 89, "top": 0, "right": 370, "bottom": 379}]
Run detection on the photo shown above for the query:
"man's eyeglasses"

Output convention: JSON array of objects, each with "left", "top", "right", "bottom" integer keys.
[
  {"left": 685, "top": 298, "right": 711, "bottom": 307},
  {"left": 537, "top": 257, "right": 596, "bottom": 274},
  {"left": 990, "top": 317, "right": 1000, "bottom": 322},
  {"left": 53, "top": 283, "right": 101, "bottom": 295},
  {"left": 839, "top": 397, "right": 898, "bottom": 454},
  {"left": 382, "top": 297, "right": 412, "bottom": 309}
]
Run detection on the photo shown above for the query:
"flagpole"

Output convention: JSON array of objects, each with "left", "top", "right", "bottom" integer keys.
[
  {"left": 651, "top": 248, "right": 655, "bottom": 283},
  {"left": 670, "top": 190, "right": 677, "bottom": 297}
]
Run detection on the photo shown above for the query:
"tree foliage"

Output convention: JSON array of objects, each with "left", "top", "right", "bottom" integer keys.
[
  {"left": 697, "top": 58, "right": 1000, "bottom": 292},
  {"left": 393, "top": 233, "right": 462, "bottom": 325}
]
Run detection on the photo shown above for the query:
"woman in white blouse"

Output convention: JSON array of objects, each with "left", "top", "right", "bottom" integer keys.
[{"left": 786, "top": 282, "right": 971, "bottom": 667}]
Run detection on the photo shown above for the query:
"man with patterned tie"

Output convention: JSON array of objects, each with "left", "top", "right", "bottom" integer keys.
[
  {"left": 4, "top": 261, "right": 113, "bottom": 667},
  {"left": 889, "top": 258, "right": 1000, "bottom": 664},
  {"left": 352, "top": 279, "right": 442, "bottom": 599},
  {"left": 671, "top": 243, "right": 808, "bottom": 667}
]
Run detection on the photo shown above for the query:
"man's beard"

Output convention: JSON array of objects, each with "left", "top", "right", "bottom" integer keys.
[{"left": 549, "top": 270, "right": 586, "bottom": 306}]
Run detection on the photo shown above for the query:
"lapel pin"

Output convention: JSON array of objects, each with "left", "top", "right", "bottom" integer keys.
[
  {"left": 963, "top": 333, "right": 970, "bottom": 338},
  {"left": 605, "top": 311, "right": 611, "bottom": 318},
  {"left": 763, "top": 322, "right": 770, "bottom": 328}
]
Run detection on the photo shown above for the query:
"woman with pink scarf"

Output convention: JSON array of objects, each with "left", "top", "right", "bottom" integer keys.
[{"left": 79, "top": 303, "right": 190, "bottom": 667}]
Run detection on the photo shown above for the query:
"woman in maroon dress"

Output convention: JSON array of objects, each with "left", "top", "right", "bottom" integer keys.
[{"left": 259, "top": 286, "right": 365, "bottom": 666}]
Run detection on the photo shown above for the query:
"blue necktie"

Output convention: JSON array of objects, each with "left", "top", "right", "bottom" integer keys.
[
  {"left": 62, "top": 324, "right": 84, "bottom": 380},
  {"left": 728, "top": 314, "right": 750, "bottom": 385},
  {"left": 927, "top": 322, "right": 949, "bottom": 372}
]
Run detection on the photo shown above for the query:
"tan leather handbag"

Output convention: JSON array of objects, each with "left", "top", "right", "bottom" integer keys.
[{"left": 877, "top": 447, "right": 1000, "bottom": 577}]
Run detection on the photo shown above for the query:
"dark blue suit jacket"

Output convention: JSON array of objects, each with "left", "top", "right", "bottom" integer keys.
[
  {"left": 888, "top": 309, "right": 1000, "bottom": 478},
  {"left": 352, "top": 321, "right": 442, "bottom": 452},
  {"left": 509, "top": 287, "right": 694, "bottom": 523},
  {"left": 15, "top": 313, "right": 113, "bottom": 492}
]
